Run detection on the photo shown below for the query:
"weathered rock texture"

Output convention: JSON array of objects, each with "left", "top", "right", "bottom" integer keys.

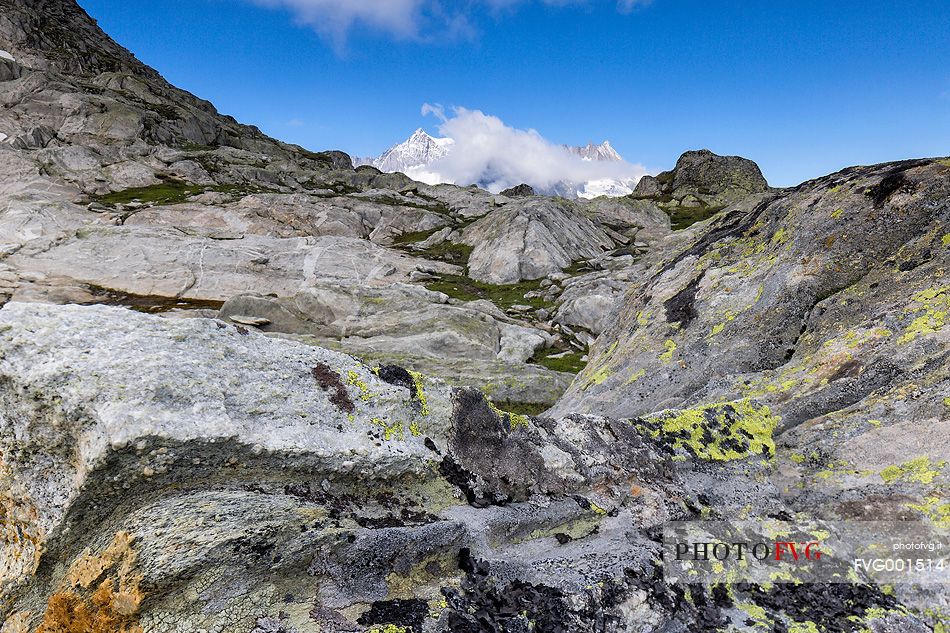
[
  {"left": 461, "top": 198, "right": 619, "bottom": 284},
  {"left": 554, "top": 159, "right": 950, "bottom": 624},
  {"left": 0, "top": 302, "right": 932, "bottom": 633}
]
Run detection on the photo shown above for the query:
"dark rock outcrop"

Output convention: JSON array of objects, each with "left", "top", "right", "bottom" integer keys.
[
  {"left": 633, "top": 148, "right": 770, "bottom": 228},
  {"left": 500, "top": 183, "right": 535, "bottom": 197}
]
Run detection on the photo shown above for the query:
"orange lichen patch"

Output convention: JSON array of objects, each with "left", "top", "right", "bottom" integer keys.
[
  {"left": 36, "top": 581, "right": 143, "bottom": 633},
  {"left": 0, "top": 457, "right": 45, "bottom": 587},
  {"left": 35, "top": 532, "right": 144, "bottom": 633},
  {"left": 65, "top": 532, "right": 138, "bottom": 591}
]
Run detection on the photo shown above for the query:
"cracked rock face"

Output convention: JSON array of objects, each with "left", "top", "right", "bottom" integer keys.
[
  {"left": 459, "top": 198, "right": 624, "bottom": 284},
  {"left": 556, "top": 158, "right": 950, "bottom": 426},
  {"left": 554, "top": 158, "right": 950, "bottom": 622},
  {"left": 0, "top": 303, "right": 931, "bottom": 632}
]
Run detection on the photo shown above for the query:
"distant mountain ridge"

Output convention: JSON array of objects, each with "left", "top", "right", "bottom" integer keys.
[
  {"left": 564, "top": 140, "right": 623, "bottom": 162},
  {"left": 359, "top": 128, "right": 454, "bottom": 173},
  {"left": 358, "top": 130, "right": 637, "bottom": 199}
]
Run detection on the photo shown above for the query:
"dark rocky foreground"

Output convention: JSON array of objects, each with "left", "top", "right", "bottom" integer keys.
[{"left": 0, "top": 0, "right": 948, "bottom": 631}]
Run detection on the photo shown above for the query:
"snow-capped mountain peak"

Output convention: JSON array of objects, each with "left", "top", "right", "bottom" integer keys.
[
  {"left": 565, "top": 141, "right": 623, "bottom": 162},
  {"left": 366, "top": 128, "right": 454, "bottom": 173},
  {"left": 359, "top": 129, "right": 639, "bottom": 199}
]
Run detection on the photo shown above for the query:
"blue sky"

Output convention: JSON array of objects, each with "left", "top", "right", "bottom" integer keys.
[{"left": 80, "top": 0, "right": 950, "bottom": 186}]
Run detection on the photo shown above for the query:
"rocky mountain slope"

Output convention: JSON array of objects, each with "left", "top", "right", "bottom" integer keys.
[
  {"left": 0, "top": 1, "right": 948, "bottom": 631},
  {"left": 1, "top": 0, "right": 673, "bottom": 412}
]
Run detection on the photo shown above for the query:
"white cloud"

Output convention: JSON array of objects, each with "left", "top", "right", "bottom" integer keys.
[
  {"left": 410, "top": 106, "right": 647, "bottom": 194},
  {"left": 250, "top": 0, "right": 653, "bottom": 48},
  {"left": 420, "top": 102, "right": 447, "bottom": 121},
  {"left": 251, "top": 0, "right": 433, "bottom": 48},
  {"left": 617, "top": 0, "right": 652, "bottom": 13}
]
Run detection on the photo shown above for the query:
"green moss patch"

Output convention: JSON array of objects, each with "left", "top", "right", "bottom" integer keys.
[
  {"left": 391, "top": 228, "right": 442, "bottom": 245},
  {"left": 665, "top": 204, "right": 725, "bottom": 230},
  {"left": 490, "top": 400, "right": 549, "bottom": 417},
  {"left": 94, "top": 179, "right": 199, "bottom": 206},
  {"left": 424, "top": 274, "right": 550, "bottom": 311},
  {"left": 94, "top": 179, "right": 277, "bottom": 208},
  {"left": 415, "top": 241, "right": 474, "bottom": 266},
  {"left": 529, "top": 347, "right": 587, "bottom": 374},
  {"left": 485, "top": 399, "right": 536, "bottom": 428},
  {"left": 562, "top": 260, "right": 594, "bottom": 275},
  {"left": 391, "top": 230, "right": 473, "bottom": 266}
]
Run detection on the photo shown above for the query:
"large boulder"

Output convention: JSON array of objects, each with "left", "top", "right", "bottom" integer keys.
[
  {"left": 632, "top": 149, "right": 770, "bottom": 229},
  {"left": 461, "top": 198, "right": 617, "bottom": 284},
  {"left": 499, "top": 183, "right": 535, "bottom": 198},
  {"left": 6, "top": 228, "right": 458, "bottom": 305},
  {"left": 123, "top": 191, "right": 452, "bottom": 245},
  {"left": 556, "top": 157, "right": 950, "bottom": 422}
]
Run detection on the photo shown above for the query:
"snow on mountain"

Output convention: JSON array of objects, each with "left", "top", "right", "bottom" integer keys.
[
  {"left": 577, "top": 177, "right": 636, "bottom": 199},
  {"left": 360, "top": 130, "right": 639, "bottom": 199},
  {"left": 358, "top": 128, "right": 454, "bottom": 173},
  {"left": 564, "top": 141, "right": 623, "bottom": 163}
]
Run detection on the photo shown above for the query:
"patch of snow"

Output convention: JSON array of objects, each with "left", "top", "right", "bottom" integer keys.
[
  {"left": 577, "top": 178, "right": 636, "bottom": 199},
  {"left": 565, "top": 141, "right": 623, "bottom": 163},
  {"left": 0, "top": 50, "right": 15, "bottom": 62},
  {"left": 365, "top": 128, "right": 455, "bottom": 173}
]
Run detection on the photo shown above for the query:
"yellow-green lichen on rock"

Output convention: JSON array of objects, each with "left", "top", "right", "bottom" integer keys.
[
  {"left": 370, "top": 417, "right": 405, "bottom": 441},
  {"left": 487, "top": 399, "right": 530, "bottom": 431},
  {"left": 624, "top": 368, "right": 646, "bottom": 385},
  {"left": 907, "top": 496, "right": 950, "bottom": 529},
  {"left": 658, "top": 339, "right": 677, "bottom": 363},
  {"left": 879, "top": 456, "right": 946, "bottom": 485},
  {"left": 637, "top": 399, "right": 779, "bottom": 462},
  {"left": 581, "top": 340, "right": 620, "bottom": 389},
  {"left": 346, "top": 370, "right": 373, "bottom": 401},
  {"left": 898, "top": 286, "right": 949, "bottom": 344},
  {"left": 407, "top": 369, "right": 429, "bottom": 416},
  {"left": 847, "top": 607, "right": 912, "bottom": 633}
]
